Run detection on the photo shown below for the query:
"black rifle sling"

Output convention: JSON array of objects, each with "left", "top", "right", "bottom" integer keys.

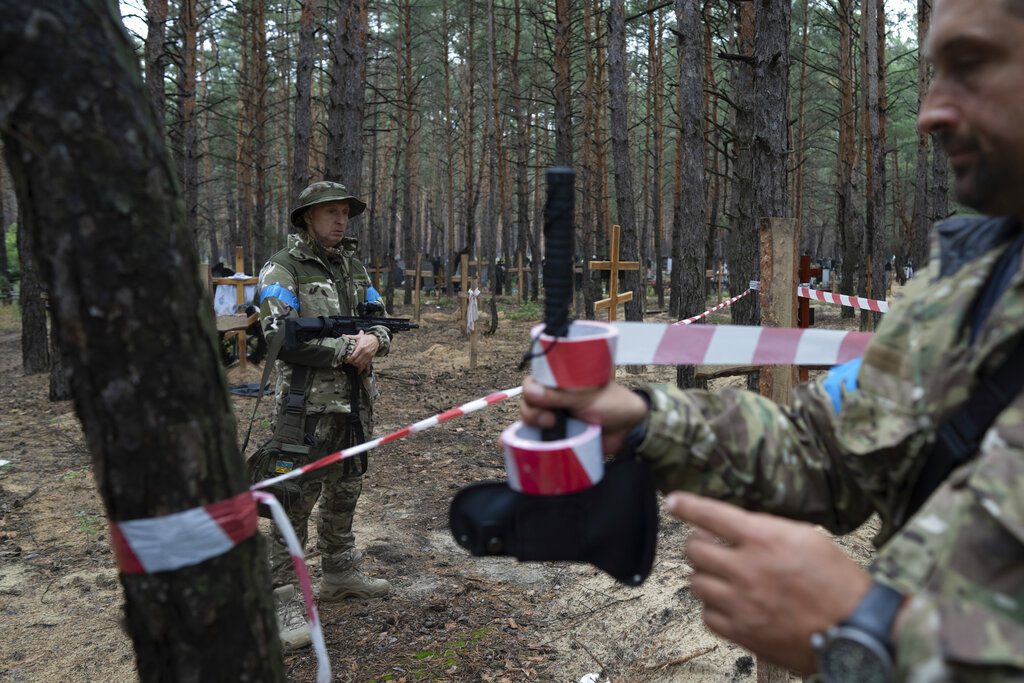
[
  {"left": 241, "top": 327, "right": 283, "bottom": 454},
  {"left": 342, "top": 364, "right": 369, "bottom": 477},
  {"left": 905, "top": 332, "right": 1024, "bottom": 521}
]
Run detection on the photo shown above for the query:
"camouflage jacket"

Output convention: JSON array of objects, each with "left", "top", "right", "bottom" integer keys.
[
  {"left": 257, "top": 233, "right": 390, "bottom": 416},
  {"left": 637, "top": 216, "right": 1024, "bottom": 681}
]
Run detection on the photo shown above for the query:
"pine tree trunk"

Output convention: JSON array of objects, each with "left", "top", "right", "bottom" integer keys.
[
  {"left": 910, "top": 0, "right": 931, "bottom": 271},
  {"left": 48, "top": 307, "right": 71, "bottom": 401},
  {"left": 608, "top": 0, "right": 642, "bottom": 322},
  {"left": 554, "top": 0, "right": 573, "bottom": 167},
  {"left": 0, "top": 157, "right": 8, "bottom": 278},
  {"left": 512, "top": 0, "right": 531, "bottom": 301},
  {"left": 252, "top": 0, "right": 269, "bottom": 269},
  {"left": 861, "top": 0, "right": 885, "bottom": 330},
  {"left": 674, "top": 0, "right": 706, "bottom": 388},
  {"left": 726, "top": 2, "right": 757, "bottom": 327},
  {"left": 176, "top": 0, "right": 200, "bottom": 248},
  {"left": 652, "top": 9, "right": 666, "bottom": 311},
  {"left": 17, "top": 204, "right": 48, "bottom": 374},
  {"left": 0, "top": 1, "right": 282, "bottom": 678},
  {"left": 837, "top": 0, "right": 858, "bottom": 317},
  {"left": 326, "top": 0, "right": 367, "bottom": 199},
  {"left": 236, "top": 0, "right": 255, "bottom": 271},
  {"left": 143, "top": 0, "right": 168, "bottom": 136},
  {"left": 291, "top": 0, "right": 316, "bottom": 205}
]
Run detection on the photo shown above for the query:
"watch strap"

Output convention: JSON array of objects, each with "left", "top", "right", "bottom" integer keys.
[{"left": 841, "top": 582, "right": 904, "bottom": 651}]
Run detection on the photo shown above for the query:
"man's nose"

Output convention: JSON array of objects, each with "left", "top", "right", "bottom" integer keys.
[{"left": 917, "top": 88, "right": 959, "bottom": 137}]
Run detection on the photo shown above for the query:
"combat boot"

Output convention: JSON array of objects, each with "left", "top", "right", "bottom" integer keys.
[
  {"left": 320, "top": 569, "right": 392, "bottom": 600},
  {"left": 273, "top": 584, "right": 311, "bottom": 651}
]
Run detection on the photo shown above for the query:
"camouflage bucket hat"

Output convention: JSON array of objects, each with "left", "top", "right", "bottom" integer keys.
[{"left": 290, "top": 181, "right": 367, "bottom": 228}]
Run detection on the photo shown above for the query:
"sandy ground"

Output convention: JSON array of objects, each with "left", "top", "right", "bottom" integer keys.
[{"left": 0, "top": 294, "right": 879, "bottom": 682}]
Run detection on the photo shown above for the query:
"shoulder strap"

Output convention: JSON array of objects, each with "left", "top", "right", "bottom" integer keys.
[{"left": 905, "top": 332, "right": 1024, "bottom": 520}]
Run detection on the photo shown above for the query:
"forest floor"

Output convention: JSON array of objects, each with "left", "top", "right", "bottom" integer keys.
[{"left": 0, "top": 289, "right": 886, "bottom": 683}]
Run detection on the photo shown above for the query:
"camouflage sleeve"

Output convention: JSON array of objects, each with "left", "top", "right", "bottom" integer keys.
[
  {"left": 636, "top": 379, "right": 876, "bottom": 534},
  {"left": 257, "top": 260, "right": 352, "bottom": 368},
  {"left": 891, "top": 593, "right": 1024, "bottom": 681},
  {"left": 367, "top": 325, "right": 391, "bottom": 358}
]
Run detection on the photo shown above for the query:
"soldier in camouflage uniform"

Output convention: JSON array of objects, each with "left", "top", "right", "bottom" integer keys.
[
  {"left": 258, "top": 181, "right": 392, "bottom": 651},
  {"left": 523, "top": 1, "right": 1024, "bottom": 680}
]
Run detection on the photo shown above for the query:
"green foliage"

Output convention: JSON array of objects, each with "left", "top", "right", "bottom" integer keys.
[
  {"left": 5, "top": 225, "right": 18, "bottom": 282},
  {"left": 507, "top": 300, "right": 542, "bottom": 321}
]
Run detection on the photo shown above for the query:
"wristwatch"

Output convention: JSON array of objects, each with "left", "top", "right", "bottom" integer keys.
[{"left": 810, "top": 582, "right": 903, "bottom": 683}]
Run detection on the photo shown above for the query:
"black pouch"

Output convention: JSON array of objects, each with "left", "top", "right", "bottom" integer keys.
[{"left": 448, "top": 456, "right": 658, "bottom": 586}]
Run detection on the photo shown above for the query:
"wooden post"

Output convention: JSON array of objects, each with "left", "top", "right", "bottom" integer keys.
[
  {"left": 509, "top": 251, "right": 528, "bottom": 302},
  {"left": 403, "top": 253, "right": 431, "bottom": 323},
  {"left": 455, "top": 253, "right": 480, "bottom": 327},
  {"left": 757, "top": 218, "right": 797, "bottom": 683},
  {"left": 469, "top": 275, "right": 479, "bottom": 369},
  {"left": 797, "top": 253, "right": 823, "bottom": 382},
  {"left": 369, "top": 257, "right": 385, "bottom": 290},
  {"left": 717, "top": 260, "right": 723, "bottom": 304},
  {"left": 589, "top": 224, "right": 640, "bottom": 321},
  {"left": 211, "top": 245, "right": 259, "bottom": 371}
]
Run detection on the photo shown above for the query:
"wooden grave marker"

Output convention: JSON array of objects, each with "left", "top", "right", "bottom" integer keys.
[
  {"left": 589, "top": 224, "right": 640, "bottom": 321},
  {"left": 403, "top": 254, "right": 432, "bottom": 322},
  {"left": 509, "top": 252, "right": 529, "bottom": 302},
  {"left": 368, "top": 258, "right": 386, "bottom": 290},
  {"left": 211, "top": 246, "right": 259, "bottom": 371}
]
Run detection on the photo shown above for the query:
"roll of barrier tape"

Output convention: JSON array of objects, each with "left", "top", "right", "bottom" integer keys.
[
  {"left": 502, "top": 418, "right": 603, "bottom": 495},
  {"left": 530, "top": 320, "right": 618, "bottom": 389}
]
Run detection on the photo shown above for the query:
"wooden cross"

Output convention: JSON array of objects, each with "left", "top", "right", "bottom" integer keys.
[
  {"left": 403, "top": 254, "right": 433, "bottom": 322},
  {"left": 368, "top": 258, "right": 386, "bottom": 290},
  {"left": 454, "top": 253, "right": 480, "bottom": 324},
  {"left": 211, "top": 246, "right": 259, "bottom": 370},
  {"left": 509, "top": 251, "right": 529, "bottom": 302},
  {"left": 589, "top": 224, "right": 640, "bottom": 321}
]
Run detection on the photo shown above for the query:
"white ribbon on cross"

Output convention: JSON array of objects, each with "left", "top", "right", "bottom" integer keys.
[{"left": 466, "top": 287, "right": 481, "bottom": 332}]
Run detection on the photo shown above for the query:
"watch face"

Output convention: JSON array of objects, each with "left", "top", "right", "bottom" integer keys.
[{"left": 821, "top": 637, "right": 890, "bottom": 683}]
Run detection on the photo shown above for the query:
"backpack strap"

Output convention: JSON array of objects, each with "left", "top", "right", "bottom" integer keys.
[{"left": 904, "top": 332, "right": 1024, "bottom": 520}]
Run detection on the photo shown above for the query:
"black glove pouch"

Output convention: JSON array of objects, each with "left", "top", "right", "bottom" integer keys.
[{"left": 449, "top": 456, "right": 658, "bottom": 586}]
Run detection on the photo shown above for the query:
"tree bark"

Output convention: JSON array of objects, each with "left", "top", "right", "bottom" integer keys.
[
  {"left": 554, "top": 0, "right": 573, "bottom": 167},
  {"left": 727, "top": 2, "right": 757, "bottom": 330},
  {"left": 252, "top": 0, "right": 268, "bottom": 269},
  {"left": 910, "top": 0, "right": 931, "bottom": 271},
  {"left": 651, "top": 8, "right": 666, "bottom": 311},
  {"left": 143, "top": 0, "right": 168, "bottom": 137},
  {"left": 16, "top": 203, "right": 48, "bottom": 374},
  {"left": 48, "top": 307, "right": 71, "bottom": 401},
  {"left": 326, "top": 0, "right": 367, "bottom": 199},
  {"left": 861, "top": 0, "right": 885, "bottom": 330},
  {"left": 0, "top": 1, "right": 282, "bottom": 678},
  {"left": 608, "top": 0, "right": 642, "bottom": 322},
  {"left": 674, "top": 0, "right": 706, "bottom": 388},
  {"left": 173, "top": 0, "right": 200, "bottom": 247},
  {"left": 836, "top": 0, "right": 858, "bottom": 317},
  {"left": 291, "top": 0, "right": 317, "bottom": 205}
]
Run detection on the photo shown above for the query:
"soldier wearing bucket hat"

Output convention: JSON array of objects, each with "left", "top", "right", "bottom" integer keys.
[{"left": 256, "top": 180, "right": 391, "bottom": 651}]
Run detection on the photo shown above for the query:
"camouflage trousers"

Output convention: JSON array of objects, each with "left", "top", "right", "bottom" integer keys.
[{"left": 268, "top": 410, "right": 372, "bottom": 588}]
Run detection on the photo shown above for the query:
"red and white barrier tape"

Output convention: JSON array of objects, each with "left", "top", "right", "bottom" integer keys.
[
  {"left": 253, "top": 386, "right": 525, "bottom": 492},
  {"left": 104, "top": 317, "right": 875, "bottom": 672},
  {"left": 530, "top": 321, "right": 617, "bottom": 389},
  {"left": 676, "top": 288, "right": 753, "bottom": 326},
  {"left": 254, "top": 492, "right": 331, "bottom": 683},
  {"left": 613, "top": 322, "right": 871, "bottom": 366},
  {"left": 109, "top": 491, "right": 257, "bottom": 574},
  {"left": 798, "top": 286, "right": 889, "bottom": 313},
  {"left": 502, "top": 418, "right": 603, "bottom": 494}
]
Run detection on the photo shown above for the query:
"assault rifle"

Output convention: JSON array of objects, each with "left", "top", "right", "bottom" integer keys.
[{"left": 283, "top": 314, "right": 418, "bottom": 351}]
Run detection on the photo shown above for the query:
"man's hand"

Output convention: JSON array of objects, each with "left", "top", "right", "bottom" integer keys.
[
  {"left": 343, "top": 330, "right": 379, "bottom": 373},
  {"left": 520, "top": 376, "right": 649, "bottom": 454},
  {"left": 667, "top": 492, "right": 872, "bottom": 674}
]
